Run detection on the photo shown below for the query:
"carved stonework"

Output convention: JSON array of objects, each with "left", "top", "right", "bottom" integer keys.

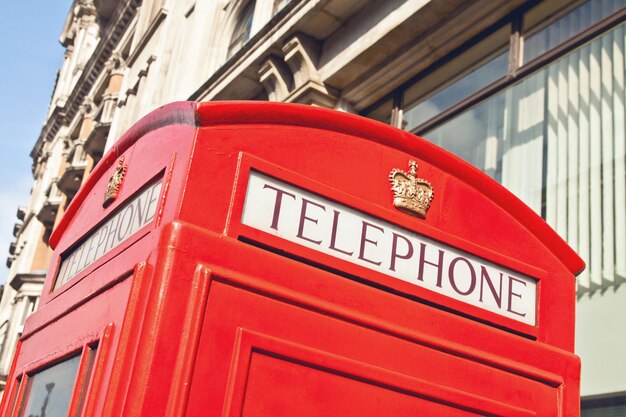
[
  {"left": 281, "top": 33, "right": 338, "bottom": 107},
  {"left": 287, "top": 85, "right": 339, "bottom": 107},
  {"left": 64, "top": 45, "right": 74, "bottom": 59},
  {"left": 80, "top": 97, "right": 97, "bottom": 118},
  {"left": 334, "top": 98, "right": 357, "bottom": 113},
  {"left": 105, "top": 51, "right": 126, "bottom": 73},
  {"left": 282, "top": 33, "right": 322, "bottom": 89},
  {"left": 258, "top": 55, "right": 293, "bottom": 102},
  {"left": 75, "top": 0, "right": 97, "bottom": 19}
]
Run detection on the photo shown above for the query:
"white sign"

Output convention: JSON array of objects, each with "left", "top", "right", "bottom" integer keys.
[
  {"left": 56, "top": 181, "right": 162, "bottom": 289},
  {"left": 242, "top": 172, "right": 537, "bottom": 325}
]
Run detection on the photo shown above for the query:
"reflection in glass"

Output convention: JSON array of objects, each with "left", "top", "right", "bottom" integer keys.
[
  {"left": 423, "top": 23, "right": 626, "bottom": 291},
  {"left": 424, "top": 92, "right": 506, "bottom": 180},
  {"left": 524, "top": 0, "right": 625, "bottom": 63},
  {"left": 404, "top": 52, "right": 508, "bottom": 131},
  {"left": 402, "top": 23, "right": 511, "bottom": 132},
  {"left": 19, "top": 355, "right": 81, "bottom": 417},
  {"left": 424, "top": 67, "right": 546, "bottom": 216}
]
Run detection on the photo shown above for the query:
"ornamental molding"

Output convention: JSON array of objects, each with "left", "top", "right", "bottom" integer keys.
[
  {"left": 105, "top": 50, "right": 127, "bottom": 72},
  {"left": 32, "top": 0, "right": 139, "bottom": 170},
  {"left": 282, "top": 33, "right": 322, "bottom": 89},
  {"left": 80, "top": 97, "right": 97, "bottom": 117},
  {"left": 259, "top": 55, "right": 293, "bottom": 102}
]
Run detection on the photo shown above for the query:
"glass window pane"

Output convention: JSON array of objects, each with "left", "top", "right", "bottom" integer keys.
[
  {"left": 404, "top": 52, "right": 508, "bottom": 131},
  {"left": 363, "top": 99, "right": 393, "bottom": 125},
  {"left": 582, "top": 395, "right": 626, "bottom": 417},
  {"left": 524, "top": 0, "right": 626, "bottom": 63},
  {"left": 422, "top": 92, "right": 506, "bottom": 180},
  {"left": 422, "top": 22, "right": 626, "bottom": 293},
  {"left": 228, "top": 1, "right": 256, "bottom": 58},
  {"left": 18, "top": 355, "right": 81, "bottom": 417},
  {"left": 422, "top": 68, "right": 547, "bottom": 214},
  {"left": 403, "top": 25, "right": 510, "bottom": 132}
]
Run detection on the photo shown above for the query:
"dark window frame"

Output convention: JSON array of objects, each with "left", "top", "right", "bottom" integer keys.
[
  {"left": 581, "top": 391, "right": 626, "bottom": 416},
  {"left": 361, "top": 1, "right": 626, "bottom": 137}
]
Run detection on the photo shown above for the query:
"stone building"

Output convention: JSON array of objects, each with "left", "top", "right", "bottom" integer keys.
[{"left": 1, "top": 0, "right": 625, "bottom": 413}]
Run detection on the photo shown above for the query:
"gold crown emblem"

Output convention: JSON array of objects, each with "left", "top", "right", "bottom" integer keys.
[
  {"left": 389, "top": 160, "right": 434, "bottom": 219},
  {"left": 103, "top": 156, "right": 127, "bottom": 208}
]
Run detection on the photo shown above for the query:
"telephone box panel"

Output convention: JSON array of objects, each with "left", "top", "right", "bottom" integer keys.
[{"left": 0, "top": 102, "right": 583, "bottom": 417}]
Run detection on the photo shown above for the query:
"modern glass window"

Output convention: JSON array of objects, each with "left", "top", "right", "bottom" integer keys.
[
  {"left": 524, "top": 0, "right": 626, "bottom": 63},
  {"left": 361, "top": 0, "right": 626, "bottom": 294},
  {"left": 403, "top": 25, "right": 510, "bottom": 131},
  {"left": 365, "top": 0, "right": 626, "bottom": 134},
  {"left": 227, "top": 1, "right": 255, "bottom": 58},
  {"left": 424, "top": 69, "right": 545, "bottom": 208},
  {"left": 424, "top": 22, "right": 626, "bottom": 293},
  {"left": 581, "top": 393, "right": 626, "bottom": 416}
]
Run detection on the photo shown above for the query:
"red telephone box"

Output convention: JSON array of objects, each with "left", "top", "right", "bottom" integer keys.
[{"left": 0, "top": 101, "right": 583, "bottom": 417}]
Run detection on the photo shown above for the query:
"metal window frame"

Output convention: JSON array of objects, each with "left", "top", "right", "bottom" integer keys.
[{"left": 360, "top": 1, "right": 626, "bottom": 138}]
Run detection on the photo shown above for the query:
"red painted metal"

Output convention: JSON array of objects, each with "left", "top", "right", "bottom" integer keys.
[{"left": 1, "top": 102, "right": 582, "bottom": 417}]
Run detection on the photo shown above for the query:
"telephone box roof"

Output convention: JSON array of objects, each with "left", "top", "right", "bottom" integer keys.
[{"left": 50, "top": 101, "right": 584, "bottom": 277}]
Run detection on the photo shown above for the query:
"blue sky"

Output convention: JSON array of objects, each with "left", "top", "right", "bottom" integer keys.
[{"left": 0, "top": 1, "right": 73, "bottom": 283}]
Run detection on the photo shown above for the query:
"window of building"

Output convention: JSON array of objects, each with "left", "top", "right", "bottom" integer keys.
[
  {"left": 424, "top": 15, "right": 626, "bottom": 294},
  {"left": 367, "top": 0, "right": 626, "bottom": 132},
  {"left": 362, "top": 0, "right": 626, "bottom": 293},
  {"left": 227, "top": 1, "right": 256, "bottom": 59},
  {"left": 403, "top": 24, "right": 511, "bottom": 132},
  {"left": 581, "top": 392, "right": 626, "bottom": 416},
  {"left": 524, "top": 0, "right": 626, "bottom": 63}
]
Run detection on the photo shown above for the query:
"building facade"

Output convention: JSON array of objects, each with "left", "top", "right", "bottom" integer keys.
[{"left": 1, "top": 0, "right": 624, "bottom": 413}]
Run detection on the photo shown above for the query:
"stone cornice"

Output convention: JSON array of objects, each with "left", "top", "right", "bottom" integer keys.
[
  {"left": 31, "top": 0, "right": 140, "bottom": 171},
  {"left": 9, "top": 271, "right": 46, "bottom": 292}
]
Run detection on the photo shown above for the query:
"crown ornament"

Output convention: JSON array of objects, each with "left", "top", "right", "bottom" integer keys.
[
  {"left": 389, "top": 160, "right": 434, "bottom": 219},
  {"left": 103, "top": 156, "right": 127, "bottom": 208}
]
